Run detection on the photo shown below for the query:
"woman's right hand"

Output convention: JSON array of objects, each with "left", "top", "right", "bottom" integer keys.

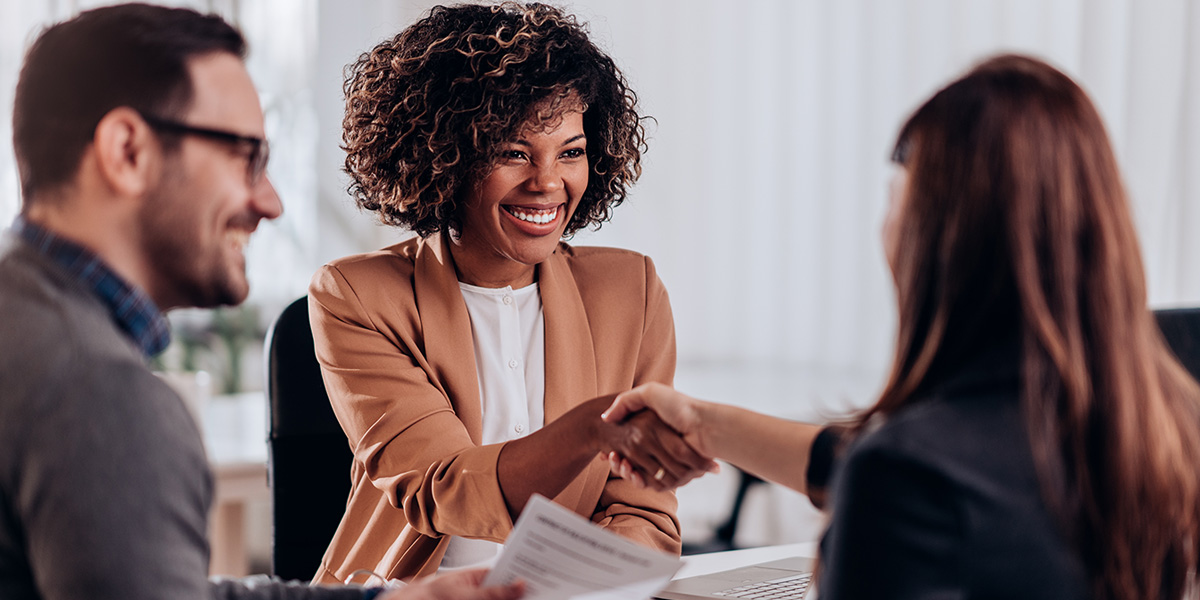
[
  {"left": 600, "top": 383, "right": 718, "bottom": 488},
  {"left": 606, "top": 383, "right": 834, "bottom": 497},
  {"left": 594, "top": 400, "right": 719, "bottom": 491},
  {"left": 379, "top": 569, "right": 524, "bottom": 600}
]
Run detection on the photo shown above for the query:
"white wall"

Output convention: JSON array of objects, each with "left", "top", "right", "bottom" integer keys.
[{"left": 6, "top": 2, "right": 1200, "bottom": 416}]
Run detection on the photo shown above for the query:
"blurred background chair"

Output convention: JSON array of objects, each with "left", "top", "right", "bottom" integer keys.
[
  {"left": 265, "top": 296, "right": 352, "bottom": 582},
  {"left": 681, "top": 467, "right": 766, "bottom": 555},
  {"left": 1155, "top": 307, "right": 1200, "bottom": 381}
]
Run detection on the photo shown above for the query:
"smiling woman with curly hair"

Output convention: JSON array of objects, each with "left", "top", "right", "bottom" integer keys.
[
  {"left": 342, "top": 2, "right": 644, "bottom": 237},
  {"left": 308, "top": 2, "right": 712, "bottom": 584}
]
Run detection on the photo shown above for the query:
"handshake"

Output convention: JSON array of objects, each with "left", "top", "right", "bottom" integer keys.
[
  {"left": 597, "top": 382, "right": 817, "bottom": 499},
  {"left": 598, "top": 383, "right": 726, "bottom": 491}
]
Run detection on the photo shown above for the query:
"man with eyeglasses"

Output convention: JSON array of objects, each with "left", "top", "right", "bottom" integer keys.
[{"left": 0, "top": 4, "right": 522, "bottom": 600}]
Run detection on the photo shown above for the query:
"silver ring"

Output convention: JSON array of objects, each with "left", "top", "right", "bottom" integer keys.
[{"left": 654, "top": 468, "right": 666, "bottom": 481}]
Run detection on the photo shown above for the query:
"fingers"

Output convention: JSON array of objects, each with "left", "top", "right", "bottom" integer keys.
[
  {"left": 616, "top": 413, "right": 690, "bottom": 488},
  {"left": 451, "top": 569, "right": 524, "bottom": 600},
  {"left": 602, "top": 388, "right": 649, "bottom": 424},
  {"left": 611, "top": 449, "right": 716, "bottom": 491},
  {"left": 649, "top": 425, "right": 717, "bottom": 485},
  {"left": 654, "top": 420, "right": 720, "bottom": 475},
  {"left": 609, "top": 411, "right": 716, "bottom": 490},
  {"left": 395, "top": 569, "right": 525, "bottom": 600},
  {"left": 615, "top": 454, "right": 649, "bottom": 489},
  {"left": 603, "top": 381, "right": 678, "bottom": 423},
  {"left": 477, "top": 580, "right": 525, "bottom": 600},
  {"left": 444, "top": 568, "right": 489, "bottom": 585},
  {"left": 608, "top": 452, "right": 636, "bottom": 482},
  {"left": 605, "top": 384, "right": 708, "bottom": 453}
]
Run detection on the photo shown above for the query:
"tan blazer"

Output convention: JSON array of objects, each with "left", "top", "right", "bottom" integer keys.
[{"left": 308, "top": 233, "right": 680, "bottom": 583}]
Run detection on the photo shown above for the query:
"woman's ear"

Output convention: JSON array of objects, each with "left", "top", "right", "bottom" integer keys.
[{"left": 91, "top": 107, "right": 160, "bottom": 199}]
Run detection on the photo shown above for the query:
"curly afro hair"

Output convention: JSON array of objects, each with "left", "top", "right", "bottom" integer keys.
[{"left": 342, "top": 2, "right": 648, "bottom": 237}]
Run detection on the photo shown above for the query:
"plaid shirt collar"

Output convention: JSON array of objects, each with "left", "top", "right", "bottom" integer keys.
[{"left": 12, "top": 216, "right": 171, "bottom": 357}]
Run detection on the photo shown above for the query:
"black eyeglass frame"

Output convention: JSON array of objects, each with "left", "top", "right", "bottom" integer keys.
[{"left": 141, "top": 114, "right": 270, "bottom": 184}]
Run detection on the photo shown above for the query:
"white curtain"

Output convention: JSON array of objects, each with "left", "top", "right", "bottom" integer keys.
[
  {"left": 558, "top": 0, "right": 1200, "bottom": 417},
  {"left": 4, "top": 0, "right": 1200, "bottom": 417}
]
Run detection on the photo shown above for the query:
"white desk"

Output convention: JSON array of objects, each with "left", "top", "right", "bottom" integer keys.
[{"left": 675, "top": 543, "right": 818, "bottom": 580}]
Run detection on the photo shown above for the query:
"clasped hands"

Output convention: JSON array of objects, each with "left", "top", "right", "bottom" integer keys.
[{"left": 597, "top": 383, "right": 717, "bottom": 491}]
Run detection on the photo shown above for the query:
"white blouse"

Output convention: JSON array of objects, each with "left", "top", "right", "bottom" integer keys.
[{"left": 438, "top": 281, "right": 546, "bottom": 570}]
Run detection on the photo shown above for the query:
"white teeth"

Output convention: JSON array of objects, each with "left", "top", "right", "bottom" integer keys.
[{"left": 508, "top": 206, "right": 558, "bottom": 225}]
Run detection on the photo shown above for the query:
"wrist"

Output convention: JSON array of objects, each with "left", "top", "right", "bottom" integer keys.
[
  {"left": 568, "top": 395, "right": 615, "bottom": 456},
  {"left": 690, "top": 400, "right": 722, "bottom": 457}
]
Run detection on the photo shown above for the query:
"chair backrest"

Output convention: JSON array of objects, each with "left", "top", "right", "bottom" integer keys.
[
  {"left": 264, "top": 296, "right": 352, "bottom": 582},
  {"left": 1155, "top": 307, "right": 1200, "bottom": 382}
]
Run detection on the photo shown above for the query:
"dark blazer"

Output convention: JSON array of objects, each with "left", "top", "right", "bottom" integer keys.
[{"left": 818, "top": 345, "right": 1089, "bottom": 600}]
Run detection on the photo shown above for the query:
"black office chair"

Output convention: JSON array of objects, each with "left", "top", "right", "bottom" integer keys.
[
  {"left": 265, "top": 296, "right": 353, "bottom": 582},
  {"left": 681, "top": 467, "right": 765, "bottom": 555},
  {"left": 1155, "top": 307, "right": 1200, "bottom": 381}
]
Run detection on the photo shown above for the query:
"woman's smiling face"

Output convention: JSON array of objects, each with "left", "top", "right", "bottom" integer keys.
[{"left": 451, "top": 109, "right": 589, "bottom": 288}]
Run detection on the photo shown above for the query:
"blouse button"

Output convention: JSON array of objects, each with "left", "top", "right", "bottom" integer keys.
[
  {"left": 503, "top": 295, "right": 514, "bottom": 305},
  {"left": 514, "top": 424, "right": 524, "bottom": 434},
  {"left": 508, "top": 358, "right": 519, "bottom": 369}
]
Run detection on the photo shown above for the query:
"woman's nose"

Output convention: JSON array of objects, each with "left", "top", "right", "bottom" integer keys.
[{"left": 525, "top": 163, "right": 564, "bottom": 193}]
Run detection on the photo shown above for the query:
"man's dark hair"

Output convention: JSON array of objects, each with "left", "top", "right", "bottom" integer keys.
[{"left": 12, "top": 2, "right": 246, "bottom": 201}]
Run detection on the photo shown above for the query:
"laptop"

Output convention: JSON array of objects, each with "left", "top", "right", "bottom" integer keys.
[{"left": 653, "top": 556, "right": 816, "bottom": 600}]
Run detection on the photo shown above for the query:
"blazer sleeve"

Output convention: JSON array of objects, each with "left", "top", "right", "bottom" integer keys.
[
  {"left": 309, "top": 264, "right": 514, "bottom": 542},
  {"left": 589, "top": 255, "right": 682, "bottom": 552}
]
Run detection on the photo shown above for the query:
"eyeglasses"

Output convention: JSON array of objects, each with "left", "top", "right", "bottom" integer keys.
[{"left": 141, "top": 114, "right": 270, "bottom": 184}]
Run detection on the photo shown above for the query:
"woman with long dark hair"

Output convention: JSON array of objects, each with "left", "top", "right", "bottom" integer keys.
[{"left": 605, "top": 54, "right": 1200, "bottom": 599}]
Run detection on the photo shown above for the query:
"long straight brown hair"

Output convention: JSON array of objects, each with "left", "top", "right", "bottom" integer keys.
[{"left": 861, "top": 54, "right": 1200, "bottom": 600}]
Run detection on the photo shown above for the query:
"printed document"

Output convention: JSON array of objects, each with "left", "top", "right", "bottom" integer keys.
[{"left": 482, "top": 494, "right": 682, "bottom": 599}]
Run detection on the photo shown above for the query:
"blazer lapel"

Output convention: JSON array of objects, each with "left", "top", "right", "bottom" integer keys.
[
  {"left": 414, "top": 233, "right": 484, "bottom": 443},
  {"left": 412, "top": 239, "right": 603, "bottom": 509},
  {"left": 538, "top": 247, "right": 606, "bottom": 511},
  {"left": 537, "top": 247, "right": 598, "bottom": 422}
]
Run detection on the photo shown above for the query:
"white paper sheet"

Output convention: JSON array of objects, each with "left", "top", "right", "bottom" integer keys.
[{"left": 482, "top": 494, "right": 682, "bottom": 600}]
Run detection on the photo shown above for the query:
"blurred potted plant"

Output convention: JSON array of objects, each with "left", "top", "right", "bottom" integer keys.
[{"left": 160, "top": 305, "right": 266, "bottom": 396}]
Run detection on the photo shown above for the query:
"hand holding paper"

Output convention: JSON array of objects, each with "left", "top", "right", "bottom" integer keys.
[
  {"left": 380, "top": 568, "right": 524, "bottom": 600},
  {"left": 483, "top": 495, "right": 682, "bottom": 600}
]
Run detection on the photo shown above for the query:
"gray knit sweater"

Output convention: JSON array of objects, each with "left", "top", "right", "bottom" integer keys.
[{"left": 0, "top": 231, "right": 364, "bottom": 600}]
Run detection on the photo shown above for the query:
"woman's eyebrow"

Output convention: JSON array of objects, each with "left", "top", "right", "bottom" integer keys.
[{"left": 510, "top": 133, "right": 587, "bottom": 147}]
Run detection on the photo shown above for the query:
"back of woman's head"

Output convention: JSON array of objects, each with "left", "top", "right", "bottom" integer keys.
[
  {"left": 343, "top": 2, "right": 645, "bottom": 237},
  {"left": 874, "top": 54, "right": 1200, "bottom": 600}
]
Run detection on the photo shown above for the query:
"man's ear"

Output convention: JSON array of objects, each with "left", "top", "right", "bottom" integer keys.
[{"left": 91, "top": 107, "right": 161, "bottom": 198}]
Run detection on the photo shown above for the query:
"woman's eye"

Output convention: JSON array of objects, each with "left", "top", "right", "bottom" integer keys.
[
  {"left": 561, "top": 148, "right": 586, "bottom": 159},
  {"left": 502, "top": 150, "right": 527, "bottom": 161}
]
